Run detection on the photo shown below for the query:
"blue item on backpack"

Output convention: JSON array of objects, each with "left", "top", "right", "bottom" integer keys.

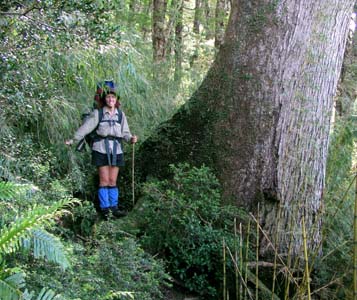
[{"left": 95, "top": 80, "right": 117, "bottom": 102}]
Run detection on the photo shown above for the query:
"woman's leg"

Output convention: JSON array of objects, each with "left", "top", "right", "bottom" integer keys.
[
  {"left": 107, "top": 167, "right": 126, "bottom": 217},
  {"left": 99, "top": 166, "right": 111, "bottom": 186},
  {"left": 108, "top": 166, "right": 119, "bottom": 208},
  {"left": 108, "top": 166, "right": 119, "bottom": 187}
]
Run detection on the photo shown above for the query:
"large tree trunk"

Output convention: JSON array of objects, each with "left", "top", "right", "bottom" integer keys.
[{"left": 139, "top": 1, "right": 354, "bottom": 255}]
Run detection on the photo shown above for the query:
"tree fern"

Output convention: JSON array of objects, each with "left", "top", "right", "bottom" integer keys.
[
  {"left": 0, "top": 272, "right": 27, "bottom": 300},
  {"left": 22, "top": 228, "right": 70, "bottom": 270},
  {"left": 0, "top": 278, "right": 22, "bottom": 300},
  {"left": 34, "top": 287, "right": 66, "bottom": 300},
  {"left": 0, "top": 181, "right": 17, "bottom": 201},
  {"left": 4, "top": 272, "right": 26, "bottom": 289},
  {"left": 1, "top": 275, "right": 67, "bottom": 300},
  {"left": 0, "top": 198, "right": 76, "bottom": 256},
  {"left": 22, "top": 287, "right": 67, "bottom": 300},
  {"left": 0, "top": 197, "right": 76, "bottom": 300}
]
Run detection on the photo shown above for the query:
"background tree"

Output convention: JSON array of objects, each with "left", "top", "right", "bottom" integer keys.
[
  {"left": 203, "top": 0, "right": 214, "bottom": 38},
  {"left": 336, "top": 10, "right": 356, "bottom": 117},
  {"left": 214, "top": 0, "right": 229, "bottom": 48},
  {"left": 138, "top": 0, "right": 355, "bottom": 255},
  {"left": 152, "top": 0, "right": 168, "bottom": 63},
  {"left": 193, "top": 0, "right": 202, "bottom": 34},
  {"left": 173, "top": 0, "right": 184, "bottom": 81}
]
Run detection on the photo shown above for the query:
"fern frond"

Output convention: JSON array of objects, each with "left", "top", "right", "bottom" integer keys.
[
  {"left": 22, "top": 228, "right": 70, "bottom": 270},
  {"left": 22, "top": 287, "right": 66, "bottom": 300},
  {"left": 22, "top": 289, "right": 35, "bottom": 300},
  {"left": 5, "top": 272, "right": 26, "bottom": 289},
  {"left": 23, "top": 289, "right": 35, "bottom": 300},
  {"left": 0, "top": 278, "right": 21, "bottom": 300},
  {"left": 0, "top": 198, "right": 77, "bottom": 255},
  {"left": 0, "top": 181, "right": 18, "bottom": 201},
  {"left": 35, "top": 287, "right": 66, "bottom": 300}
]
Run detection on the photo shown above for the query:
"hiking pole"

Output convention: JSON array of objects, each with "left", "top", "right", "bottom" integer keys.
[{"left": 132, "top": 143, "right": 135, "bottom": 207}]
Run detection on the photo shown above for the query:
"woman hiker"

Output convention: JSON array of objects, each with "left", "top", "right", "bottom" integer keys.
[{"left": 65, "top": 81, "right": 138, "bottom": 219}]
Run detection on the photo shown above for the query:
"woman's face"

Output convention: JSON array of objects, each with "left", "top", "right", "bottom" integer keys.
[{"left": 105, "top": 93, "right": 117, "bottom": 108}]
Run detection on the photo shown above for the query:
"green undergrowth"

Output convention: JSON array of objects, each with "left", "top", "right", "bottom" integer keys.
[
  {"left": 0, "top": 178, "right": 171, "bottom": 300},
  {"left": 313, "top": 117, "right": 357, "bottom": 299},
  {"left": 20, "top": 225, "right": 171, "bottom": 300},
  {"left": 134, "top": 163, "right": 249, "bottom": 299}
]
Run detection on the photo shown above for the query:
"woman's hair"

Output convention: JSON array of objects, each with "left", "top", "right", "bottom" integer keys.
[{"left": 98, "top": 91, "right": 121, "bottom": 108}]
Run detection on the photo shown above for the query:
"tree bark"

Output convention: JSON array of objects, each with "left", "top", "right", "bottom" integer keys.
[
  {"left": 174, "top": 0, "right": 183, "bottom": 82},
  {"left": 152, "top": 0, "right": 168, "bottom": 63},
  {"left": 193, "top": 0, "right": 202, "bottom": 34},
  {"left": 139, "top": 0, "right": 354, "bottom": 255},
  {"left": 214, "top": 0, "right": 227, "bottom": 49},
  {"left": 202, "top": 0, "right": 213, "bottom": 39},
  {"left": 335, "top": 12, "right": 356, "bottom": 117}
]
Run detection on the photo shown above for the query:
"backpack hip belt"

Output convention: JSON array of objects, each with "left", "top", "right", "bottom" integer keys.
[{"left": 93, "top": 136, "right": 123, "bottom": 166}]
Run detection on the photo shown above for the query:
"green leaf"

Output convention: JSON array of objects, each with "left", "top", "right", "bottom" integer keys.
[
  {"left": 22, "top": 229, "right": 70, "bottom": 270},
  {"left": 0, "top": 278, "right": 21, "bottom": 300},
  {"left": 0, "top": 182, "right": 17, "bottom": 201},
  {"left": 0, "top": 198, "right": 77, "bottom": 256},
  {"left": 4, "top": 272, "right": 26, "bottom": 290}
]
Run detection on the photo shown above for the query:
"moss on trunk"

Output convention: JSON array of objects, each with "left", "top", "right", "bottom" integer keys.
[{"left": 136, "top": 0, "right": 355, "bottom": 256}]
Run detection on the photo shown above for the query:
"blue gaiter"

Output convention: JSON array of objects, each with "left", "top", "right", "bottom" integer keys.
[
  {"left": 98, "top": 187, "right": 109, "bottom": 209},
  {"left": 108, "top": 186, "right": 119, "bottom": 208}
]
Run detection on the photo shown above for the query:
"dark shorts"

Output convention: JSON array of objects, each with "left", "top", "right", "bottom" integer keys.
[{"left": 92, "top": 151, "right": 125, "bottom": 167}]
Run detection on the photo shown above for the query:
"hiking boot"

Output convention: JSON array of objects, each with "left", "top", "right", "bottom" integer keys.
[
  {"left": 101, "top": 208, "right": 110, "bottom": 221},
  {"left": 110, "top": 207, "right": 127, "bottom": 218}
]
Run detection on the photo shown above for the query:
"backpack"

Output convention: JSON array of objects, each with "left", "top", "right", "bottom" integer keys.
[{"left": 76, "top": 108, "right": 123, "bottom": 152}]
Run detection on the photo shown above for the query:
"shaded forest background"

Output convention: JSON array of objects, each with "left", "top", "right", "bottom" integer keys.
[{"left": 0, "top": 1, "right": 356, "bottom": 300}]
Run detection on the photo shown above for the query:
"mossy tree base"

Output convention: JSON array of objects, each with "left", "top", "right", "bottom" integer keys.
[{"left": 137, "top": 0, "right": 354, "bottom": 256}]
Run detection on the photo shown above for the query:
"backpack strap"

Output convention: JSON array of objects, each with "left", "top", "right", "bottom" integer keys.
[
  {"left": 98, "top": 108, "right": 104, "bottom": 124},
  {"left": 93, "top": 108, "right": 124, "bottom": 165},
  {"left": 98, "top": 108, "right": 122, "bottom": 125},
  {"left": 117, "top": 109, "right": 122, "bottom": 124},
  {"left": 92, "top": 108, "right": 104, "bottom": 131}
]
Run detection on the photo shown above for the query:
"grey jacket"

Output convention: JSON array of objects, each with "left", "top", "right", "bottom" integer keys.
[{"left": 74, "top": 107, "right": 132, "bottom": 154}]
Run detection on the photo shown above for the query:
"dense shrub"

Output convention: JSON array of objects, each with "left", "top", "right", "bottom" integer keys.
[
  {"left": 22, "top": 221, "right": 171, "bottom": 300},
  {"left": 138, "top": 163, "right": 246, "bottom": 298}
]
